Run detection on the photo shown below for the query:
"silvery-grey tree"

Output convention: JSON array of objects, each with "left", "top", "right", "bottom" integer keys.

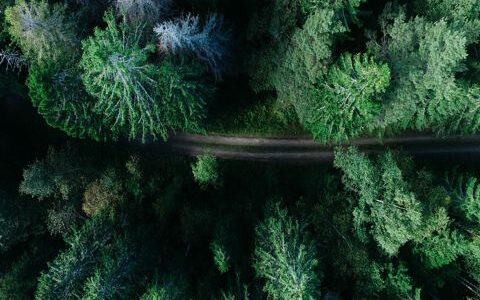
[
  {"left": 115, "top": 0, "right": 173, "bottom": 24},
  {"left": 0, "top": 49, "right": 27, "bottom": 72},
  {"left": 154, "top": 13, "right": 230, "bottom": 79}
]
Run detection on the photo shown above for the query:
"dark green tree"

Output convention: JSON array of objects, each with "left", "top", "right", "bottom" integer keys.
[
  {"left": 140, "top": 276, "right": 187, "bottom": 300},
  {"left": 26, "top": 63, "right": 107, "bottom": 141},
  {"left": 82, "top": 238, "right": 138, "bottom": 300},
  {"left": 0, "top": 190, "right": 39, "bottom": 254},
  {"left": 304, "top": 53, "right": 390, "bottom": 142},
  {"left": 417, "top": 0, "right": 480, "bottom": 44}
]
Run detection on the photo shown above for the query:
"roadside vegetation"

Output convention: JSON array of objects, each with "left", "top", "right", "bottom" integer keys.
[
  {"left": 2, "top": 0, "right": 480, "bottom": 299},
  {"left": 1, "top": 142, "right": 480, "bottom": 299},
  {"left": 3, "top": 0, "right": 480, "bottom": 142}
]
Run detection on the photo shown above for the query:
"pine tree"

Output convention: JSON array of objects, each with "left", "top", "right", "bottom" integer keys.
[
  {"left": 253, "top": 202, "right": 320, "bottom": 300},
  {"left": 211, "top": 239, "right": 230, "bottom": 274},
  {"left": 81, "top": 11, "right": 166, "bottom": 141},
  {"left": 418, "top": 0, "right": 480, "bottom": 44},
  {"left": 5, "top": 0, "right": 78, "bottom": 65},
  {"left": 275, "top": 8, "right": 345, "bottom": 106},
  {"left": 140, "top": 276, "right": 187, "bottom": 300},
  {"left": 26, "top": 62, "right": 108, "bottom": 141},
  {"left": 35, "top": 213, "right": 115, "bottom": 300},
  {"left": 334, "top": 147, "right": 424, "bottom": 256},
  {"left": 154, "top": 13, "right": 230, "bottom": 78},
  {"left": 115, "top": 0, "right": 173, "bottom": 24},
  {"left": 156, "top": 59, "right": 210, "bottom": 136},
  {"left": 82, "top": 12, "right": 210, "bottom": 142},
  {"left": 368, "top": 15, "right": 467, "bottom": 132},
  {"left": 82, "top": 238, "right": 137, "bottom": 300},
  {"left": 304, "top": 53, "right": 390, "bottom": 143}
]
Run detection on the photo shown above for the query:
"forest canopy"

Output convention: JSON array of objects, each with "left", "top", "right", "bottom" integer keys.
[
  {"left": 3, "top": 0, "right": 480, "bottom": 299},
  {"left": 3, "top": 0, "right": 480, "bottom": 142}
]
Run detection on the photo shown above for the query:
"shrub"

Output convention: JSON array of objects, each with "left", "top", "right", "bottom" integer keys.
[{"left": 191, "top": 155, "right": 219, "bottom": 187}]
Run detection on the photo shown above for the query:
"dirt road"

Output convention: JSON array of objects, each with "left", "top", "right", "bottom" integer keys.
[{"left": 152, "top": 133, "right": 480, "bottom": 163}]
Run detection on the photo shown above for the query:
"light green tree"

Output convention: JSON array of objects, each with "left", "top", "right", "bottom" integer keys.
[
  {"left": 253, "top": 202, "right": 320, "bottom": 300},
  {"left": 81, "top": 11, "right": 165, "bottom": 141},
  {"left": 334, "top": 147, "right": 424, "bottom": 256},
  {"left": 81, "top": 12, "right": 209, "bottom": 142},
  {"left": 368, "top": 15, "right": 467, "bottom": 132},
  {"left": 5, "top": 0, "right": 78, "bottom": 65},
  {"left": 191, "top": 155, "right": 220, "bottom": 187}
]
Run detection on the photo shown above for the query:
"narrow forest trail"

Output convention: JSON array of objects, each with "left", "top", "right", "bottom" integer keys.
[{"left": 151, "top": 133, "right": 480, "bottom": 163}]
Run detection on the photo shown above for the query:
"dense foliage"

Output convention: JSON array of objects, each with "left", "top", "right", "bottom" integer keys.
[
  {"left": 4, "top": 0, "right": 480, "bottom": 299},
  {"left": 4, "top": 0, "right": 480, "bottom": 141},
  {"left": 0, "top": 141, "right": 479, "bottom": 299}
]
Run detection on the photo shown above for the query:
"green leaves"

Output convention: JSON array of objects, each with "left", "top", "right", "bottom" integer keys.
[
  {"left": 81, "top": 11, "right": 210, "bottom": 142},
  {"left": 81, "top": 11, "right": 164, "bottom": 141},
  {"left": 305, "top": 53, "right": 390, "bottom": 142},
  {"left": 334, "top": 148, "right": 424, "bottom": 256},
  {"left": 191, "top": 155, "right": 220, "bottom": 187},
  {"left": 211, "top": 240, "right": 230, "bottom": 274},
  {"left": 5, "top": 0, "right": 78, "bottom": 66},
  {"left": 369, "top": 16, "right": 468, "bottom": 131},
  {"left": 253, "top": 202, "right": 320, "bottom": 300}
]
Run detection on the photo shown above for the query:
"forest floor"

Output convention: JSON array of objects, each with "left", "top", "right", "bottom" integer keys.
[{"left": 150, "top": 133, "right": 480, "bottom": 163}]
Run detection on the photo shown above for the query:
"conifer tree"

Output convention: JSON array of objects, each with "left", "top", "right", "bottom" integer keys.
[
  {"left": 82, "top": 11, "right": 210, "bottom": 142},
  {"left": 35, "top": 213, "right": 115, "bottom": 300},
  {"left": 334, "top": 147, "right": 424, "bottom": 256},
  {"left": 191, "top": 155, "right": 220, "bottom": 187},
  {"left": 418, "top": 0, "right": 480, "bottom": 44},
  {"left": 115, "top": 0, "right": 173, "bottom": 24},
  {"left": 140, "top": 276, "right": 187, "bottom": 300},
  {"left": 154, "top": 13, "right": 230, "bottom": 78},
  {"left": 368, "top": 15, "right": 467, "bottom": 132},
  {"left": 81, "top": 11, "right": 165, "bottom": 141},
  {"left": 5, "top": 0, "right": 78, "bottom": 65},
  {"left": 304, "top": 53, "right": 390, "bottom": 142},
  {"left": 82, "top": 238, "right": 137, "bottom": 300},
  {"left": 253, "top": 202, "right": 320, "bottom": 300}
]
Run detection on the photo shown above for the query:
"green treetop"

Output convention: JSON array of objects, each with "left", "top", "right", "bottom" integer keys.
[
  {"left": 304, "top": 53, "right": 390, "bottom": 142},
  {"left": 417, "top": 0, "right": 480, "bottom": 44},
  {"left": 81, "top": 11, "right": 165, "bottom": 141},
  {"left": 5, "top": 0, "right": 78, "bottom": 66},
  {"left": 191, "top": 155, "right": 220, "bottom": 188},
  {"left": 368, "top": 14, "right": 467, "bottom": 132},
  {"left": 334, "top": 147, "right": 425, "bottom": 256},
  {"left": 81, "top": 11, "right": 210, "bottom": 142},
  {"left": 253, "top": 202, "right": 320, "bottom": 300}
]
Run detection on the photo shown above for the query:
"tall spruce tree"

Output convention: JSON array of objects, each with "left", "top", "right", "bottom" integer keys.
[{"left": 253, "top": 202, "right": 320, "bottom": 300}]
